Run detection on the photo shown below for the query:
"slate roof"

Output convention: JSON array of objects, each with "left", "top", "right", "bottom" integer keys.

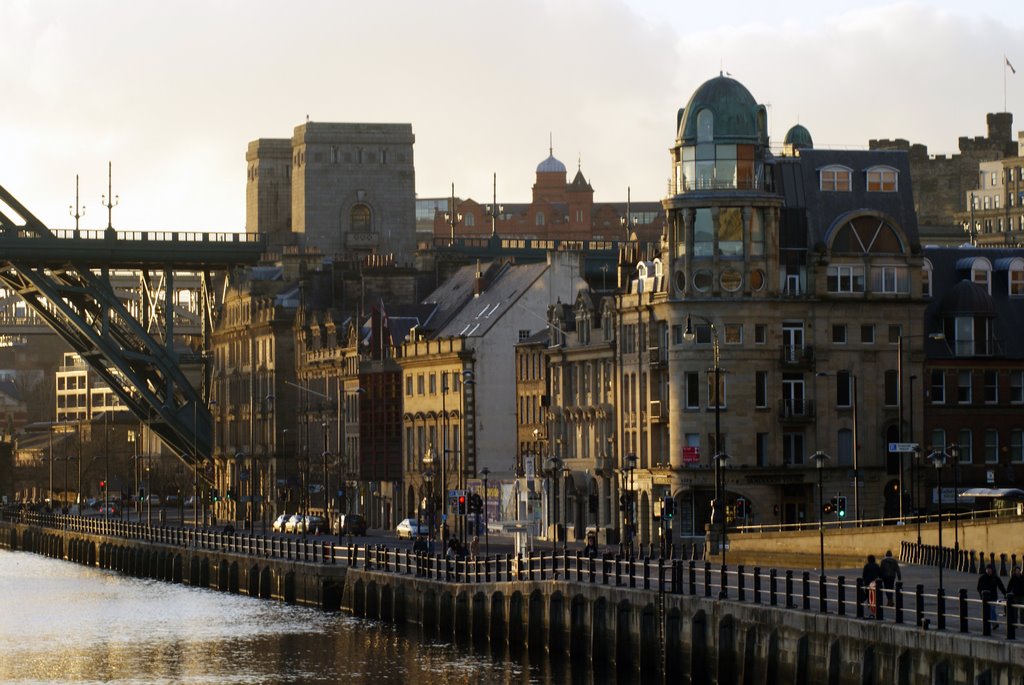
[
  {"left": 778, "top": 149, "right": 920, "bottom": 247},
  {"left": 923, "top": 245, "right": 1024, "bottom": 359}
]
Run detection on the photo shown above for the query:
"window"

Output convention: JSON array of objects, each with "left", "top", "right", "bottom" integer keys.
[
  {"left": 836, "top": 371, "right": 853, "bottom": 407},
  {"left": 1011, "top": 430, "right": 1024, "bottom": 463},
  {"left": 827, "top": 265, "right": 865, "bottom": 293},
  {"left": 685, "top": 372, "right": 700, "bottom": 409},
  {"left": 957, "top": 371, "right": 972, "bottom": 404},
  {"left": 697, "top": 109, "right": 714, "bottom": 142},
  {"left": 672, "top": 324, "right": 683, "bottom": 345},
  {"left": 972, "top": 261, "right": 992, "bottom": 294},
  {"left": 888, "top": 325, "right": 902, "bottom": 344},
  {"left": 860, "top": 325, "right": 875, "bottom": 344},
  {"left": 1011, "top": 371, "right": 1024, "bottom": 403},
  {"left": 884, "top": 370, "right": 898, "bottom": 406},
  {"left": 871, "top": 266, "right": 909, "bottom": 293},
  {"left": 536, "top": 212, "right": 545, "bottom": 226},
  {"left": 866, "top": 166, "right": 898, "bottom": 192},
  {"left": 464, "top": 213, "right": 475, "bottom": 227},
  {"left": 930, "top": 370, "right": 946, "bottom": 404},
  {"left": 707, "top": 371, "right": 726, "bottom": 408},
  {"left": 754, "top": 324, "right": 767, "bottom": 344},
  {"left": 930, "top": 429, "right": 946, "bottom": 454},
  {"left": 984, "top": 429, "right": 999, "bottom": 464},
  {"left": 820, "top": 166, "right": 852, "bottom": 191},
  {"left": 755, "top": 371, "right": 768, "bottom": 408},
  {"left": 837, "top": 429, "right": 853, "bottom": 466},
  {"left": 405, "top": 375, "right": 413, "bottom": 396},
  {"left": 832, "top": 324, "right": 848, "bottom": 344},
  {"left": 958, "top": 431, "right": 973, "bottom": 464},
  {"left": 416, "top": 374, "right": 425, "bottom": 395},
  {"left": 351, "top": 204, "right": 371, "bottom": 232},
  {"left": 756, "top": 433, "right": 769, "bottom": 467},
  {"left": 429, "top": 373, "right": 437, "bottom": 395},
  {"left": 724, "top": 324, "right": 742, "bottom": 344},
  {"left": 1011, "top": 266, "right": 1024, "bottom": 296},
  {"left": 783, "top": 432, "right": 805, "bottom": 465},
  {"left": 518, "top": 329, "right": 531, "bottom": 342},
  {"left": 984, "top": 370, "right": 998, "bottom": 403}
]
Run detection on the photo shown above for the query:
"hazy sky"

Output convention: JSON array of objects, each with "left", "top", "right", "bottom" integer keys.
[{"left": 1, "top": 0, "right": 1022, "bottom": 231}]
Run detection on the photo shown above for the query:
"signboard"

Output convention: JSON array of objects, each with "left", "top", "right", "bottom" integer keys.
[
  {"left": 525, "top": 456, "right": 535, "bottom": 480},
  {"left": 887, "top": 442, "right": 919, "bottom": 453},
  {"left": 683, "top": 446, "right": 700, "bottom": 464}
]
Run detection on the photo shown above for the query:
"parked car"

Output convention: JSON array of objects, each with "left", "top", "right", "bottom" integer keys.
[
  {"left": 335, "top": 514, "right": 367, "bottom": 536},
  {"left": 395, "top": 518, "right": 425, "bottom": 539},
  {"left": 98, "top": 503, "right": 119, "bottom": 516},
  {"left": 165, "top": 495, "right": 179, "bottom": 506},
  {"left": 144, "top": 495, "right": 161, "bottom": 507},
  {"left": 272, "top": 514, "right": 289, "bottom": 533},
  {"left": 283, "top": 514, "right": 304, "bottom": 534},
  {"left": 304, "top": 515, "right": 328, "bottom": 535}
]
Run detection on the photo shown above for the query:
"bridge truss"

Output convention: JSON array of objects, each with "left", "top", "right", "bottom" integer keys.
[{"left": 0, "top": 183, "right": 265, "bottom": 475}]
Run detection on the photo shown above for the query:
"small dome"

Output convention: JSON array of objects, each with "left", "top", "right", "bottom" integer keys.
[
  {"left": 537, "top": 152, "right": 566, "bottom": 174},
  {"left": 939, "top": 280, "right": 996, "bottom": 316},
  {"left": 784, "top": 124, "right": 813, "bottom": 149},
  {"left": 677, "top": 75, "right": 766, "bottom": 145}
]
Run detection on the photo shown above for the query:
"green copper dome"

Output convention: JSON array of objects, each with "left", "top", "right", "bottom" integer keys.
[
  {"left": 784, "top": 124, "right": 813, "bottom": 149},
  {"left": 676, "top": 75, "right": 767, "bottom": 145}
]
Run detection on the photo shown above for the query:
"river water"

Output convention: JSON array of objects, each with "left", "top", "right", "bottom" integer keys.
[{"left": 0, "top": 550, "right": 628, "bottom": 684}]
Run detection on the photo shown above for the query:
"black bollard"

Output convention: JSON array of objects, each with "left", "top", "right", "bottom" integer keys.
[
  {"left": 802, "top": 571, "right": 811, "bottom": 611},
  {"left": 894, "top": 581, "right": 903, "bottom": 624},
  {"left": 837, "top": 576, "right": 846, "bottom": 616},
  {"left": 819, "top": 574, "right": 827, "bottom": 613},
  {"left": 738, "top": 565, "right": 746, "bottom": 602},
  {"left": 753, "top": 567, "right": 762, "bottom": 605},
  {"left": 704, "top": 561, "right": 712, "bottom": 598},
  {"left": 959, "top": 588, "right": 968, "bottom": 633},
  {"left": 937, "top": 588, "right": 946, "bottom": 631},
  {"left": 785, "top": 570, "right": 794, "bottom": 608},
  {"left": 856, "top": 578, "right": 865, "bottom": 619},
  {"left": 770, "top": 569, "right": 778, "bottom": 607}
]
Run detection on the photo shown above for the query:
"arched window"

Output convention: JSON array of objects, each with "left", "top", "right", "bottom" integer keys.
[
  {"left": 971, "top": 258, "right": 992, "bottom": 294},
  {"left": 1008, "top": 258, "right": 1024, "bottom": 296},
  {"left": 536, "top": 212, "right": 545, "bottom": 226},
  {"left": 866, "top": 165, "right": 898, "bottom": 192},
  {"left": 351, "top": 204, "right": 371, "bottom": 232}
]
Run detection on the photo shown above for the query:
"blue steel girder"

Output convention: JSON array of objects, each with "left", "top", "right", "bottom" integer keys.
[{"left": 0, "top": 182, "right": 264, "bottom": 473}]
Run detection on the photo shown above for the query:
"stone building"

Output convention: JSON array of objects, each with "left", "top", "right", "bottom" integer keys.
[
  {"left": 870, "top": 113, "right": 1017, "bottom": 241},
  {"left": 607, "top": 74, "right": 927, "bottom": 550},
  {"left": 431, "top": 150, "right": 664, "bottom": 245},
  {"left": 246, "top": 122, "right": 417, "bottom": 265},
  {"left": 959, "top": 136, "right": 1024, "bottom": 247}
]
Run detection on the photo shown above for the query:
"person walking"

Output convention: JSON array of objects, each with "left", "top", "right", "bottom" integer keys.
[
  {"left": 1006, "top": 566, "right": 1024, "bottom": 629},
  {"left": 879, "top": 550, "right": 902, "bottom": 606},
  {"left": 978, "top": 563, "right": 1007, "bottom": 630},
  {"left": 469, "top": 535, "right": 480, "bottom": 561},
  {"left": 862, "top": 554, "right": 882, "bottom": 617}
]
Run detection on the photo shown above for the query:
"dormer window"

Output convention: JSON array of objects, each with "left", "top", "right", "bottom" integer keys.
[
  {"left": 820, "top": 165, "right": 852, "bottom": 191},
  {"left": 866, "top": 166, "right": 898, "bottom": 192},
  {"left": 697, "top": 109, "right": 714, "bottom": 142},
  {"left": 1008, "top": 258, "right": 1024, "bottom": 296},
  {"left": 971, "top": 259, "right": 992, "bottom": 294}
]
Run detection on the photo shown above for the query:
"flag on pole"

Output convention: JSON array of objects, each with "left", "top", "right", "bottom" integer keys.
[{"left": 1008, "top": 56, "right": 1017, "bottom": 74}]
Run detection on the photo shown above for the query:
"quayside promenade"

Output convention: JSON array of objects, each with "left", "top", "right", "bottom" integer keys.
[{"left": 2, "top": 509, "right": 1021, "bottom": 685}]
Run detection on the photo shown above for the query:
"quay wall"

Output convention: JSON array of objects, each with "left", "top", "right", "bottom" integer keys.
[{"left": 3, "top": 518, "right": 1023, "bottom": 684}]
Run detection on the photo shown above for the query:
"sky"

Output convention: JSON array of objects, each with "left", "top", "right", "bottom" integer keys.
[{"left": 0, "top": 0, "right": 1022, "bottom": 231}]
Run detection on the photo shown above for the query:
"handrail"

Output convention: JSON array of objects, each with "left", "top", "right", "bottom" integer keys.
[{"left": 734, "top": 504, "right": 1018, "bottom": 535}]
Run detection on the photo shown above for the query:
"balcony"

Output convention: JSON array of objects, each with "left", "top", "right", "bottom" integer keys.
[
  {"left": 649, "top": 400, "right": 666, "bottom": 422},
  {"left": 780, "top": 345, "right": 814, "bottom": 368},
  {"left": 778, "top": 398, "right": 815, "bottom": 423}
]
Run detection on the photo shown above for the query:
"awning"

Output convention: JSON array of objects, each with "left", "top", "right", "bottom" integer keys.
[{"left": 959, "top": 488, "right": 1024, "bottom": 500}]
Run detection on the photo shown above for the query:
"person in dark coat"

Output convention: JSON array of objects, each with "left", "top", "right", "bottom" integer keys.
[
  {"left": 861, "top": 554, "right": 882, "bottom": 615},
  {"left": 978, "top": 564, "right": 1007, "bottom": 629},
  {"left": 879, "top": 550, "right": 902, "bottom": 606}
]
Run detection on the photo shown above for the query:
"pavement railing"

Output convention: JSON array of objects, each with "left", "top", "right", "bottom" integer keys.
[{"left": 901, "top": 540, "right": 1022, "bottom": 576}]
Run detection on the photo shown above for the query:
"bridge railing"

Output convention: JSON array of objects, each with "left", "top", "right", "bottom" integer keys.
[
  {"left": 45, "top": 228, "right": 263, "bottom": 244},
  {"left": 733, "top": 504, "right": 1018, "bottom": 535},
  {"left": 4, "top": 508, "right": 1019, "bottom": 642}
]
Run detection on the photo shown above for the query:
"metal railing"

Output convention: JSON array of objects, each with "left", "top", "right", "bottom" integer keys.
[{"left": 3, "top": 508, "right": 1019, "bottom": 642}]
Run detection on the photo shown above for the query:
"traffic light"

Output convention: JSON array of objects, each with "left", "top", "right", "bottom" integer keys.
[
  {"left": 226, "top": 488, "right": 234, "bottom": 501},
  {"left": 824, "top": 498, "right": 835, "bottom": 515},
  {"left": 211, "top": 488, "right": 220, "bottom": 503},
  {"left": 836, "top": 496, "right": 847, "bottom": 519},
  {"left": 139, "top": 487, "right": 145, "bottom": 500},
  {"left": 663, "top": 496, "right": 675, "bottom": 519},
  {"left": 472, "top": 493, "right": 483, "bottom": 515},
  {"left": 735, "top": 497, "right": 747, "bottom": 519},
  {"left": 458, "top": 494, "right": 467, "bottom": 515},
  {"left": 99, "top": 479, "right": 106, "bottom": 490}
]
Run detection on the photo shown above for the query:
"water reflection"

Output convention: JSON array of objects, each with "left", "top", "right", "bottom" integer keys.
[{"left": 0, "top": 551, "right": 634, "bottom": 684}]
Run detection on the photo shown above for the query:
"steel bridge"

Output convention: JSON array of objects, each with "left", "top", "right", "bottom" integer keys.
[{"left": 0, "top": 183, "right": 265, "bottom": 475}]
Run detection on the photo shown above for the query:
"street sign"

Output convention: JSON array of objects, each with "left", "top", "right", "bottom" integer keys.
[{"left": 887, "top": 442, "right": 919, "bottom": 453}]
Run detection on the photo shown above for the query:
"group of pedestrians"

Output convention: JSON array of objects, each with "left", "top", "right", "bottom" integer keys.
[
  {"left": 861, "top": 551, "right": 902, "bottom": 614},
  {"left": 861, "top": 550, "right": 1024, "bottom": 630}
]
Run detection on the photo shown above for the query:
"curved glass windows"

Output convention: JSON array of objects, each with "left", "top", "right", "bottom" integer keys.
[
  {"left": 693, "top": 208, "right": 714, "bottom": 256},
  {"left": 679, "top": 143, "right": 760, "bottom": 191},
  {"left": 830, "top": 215, "right": 905, "bottom": 255},
  {"left": 718, "top": 208, "right": 743, "bottom": 256}
]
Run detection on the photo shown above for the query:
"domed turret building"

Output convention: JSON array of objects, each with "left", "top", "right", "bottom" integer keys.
[{"left": 605, "top": 74, "right": 926, "bottom": 547}]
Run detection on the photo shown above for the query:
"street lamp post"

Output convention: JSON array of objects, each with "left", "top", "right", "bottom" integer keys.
[
  {"left": 561, "top": 465, "right": 571, "bottom": 557},
  {"left": 683, "top": 314, "right": 724, "bottom": 532},
  {"left": 624, "top": 453, "right": 637, "bottom": 557},
  {"left": 949, "top": 443, "right": 960, "bottom": 558},
  {"left": 546, "top": 455, "right": 563, "bottom": 558},
  {"left": 713, "top": 452, "right": 731, "bottom": 598},
  {"left": 898, "top": 332, "right": 944, "bottom": 525},
  {"left": 481, "top": 466, "right": 490, "bottom": 557},
  {"left": 422, "top": 445, "right": 436, "bottom": 547},
  {"left": 910, "top": 375, "right": 922, "bottom": 545},
  {"left": 929, "top": 449, "right": 948, "bottom": 591},
  {"left": 811, "top": 451, "right": 830, "bottom": 576}
]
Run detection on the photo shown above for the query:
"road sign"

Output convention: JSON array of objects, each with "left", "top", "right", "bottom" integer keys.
[{"left": 887, "top": 442, "right": 919, "bottom": 453}]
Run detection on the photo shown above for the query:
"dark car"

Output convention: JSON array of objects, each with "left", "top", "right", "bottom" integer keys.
[{"left": 336, "top": 514, "right": 367, "bottom": 536}]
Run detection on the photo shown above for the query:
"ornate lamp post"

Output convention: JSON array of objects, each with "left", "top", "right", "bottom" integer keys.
[
  {"left": 713, "top": 452, "right": 731, "bottom": 597},
  {"left": 422, "top": 444, "right": 436, "bottom": 545},
  {"left": 625, "top": 453, "right": 637, "bottom": 557},
  {"left": 546, "top": 455, "right": 564, "bottom": 557},
  {"left": 683, "top": 314, "right": 723, "bottom": 532}
]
